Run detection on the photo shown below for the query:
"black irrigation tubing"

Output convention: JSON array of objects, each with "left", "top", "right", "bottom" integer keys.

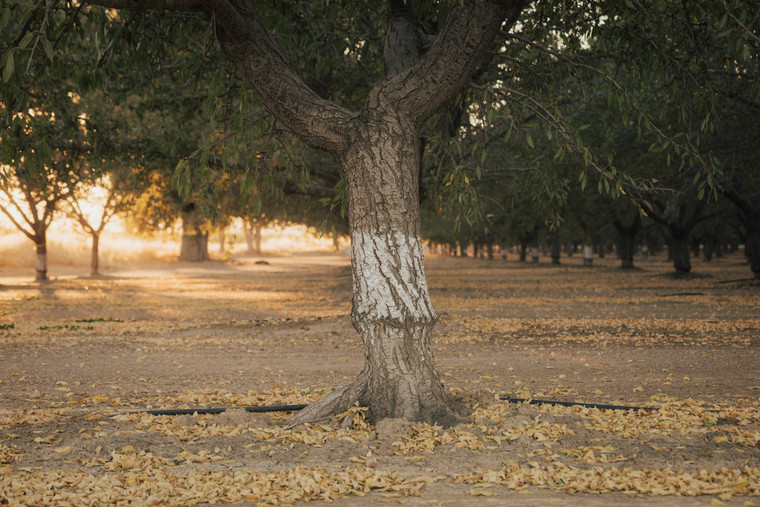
[
  {"left": 499, "top": 397, "right": 658, "bottom": 412},
  {"left": 128, "top": 404, "right": 308, "bottom": 416},
  {"left": 127, "top": 398, "right": 670, "bottom": 417}
]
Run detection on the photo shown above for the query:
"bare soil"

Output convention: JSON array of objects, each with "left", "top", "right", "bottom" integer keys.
[{"left": 1, "top": 251, "right": 759, "bottom": 506}]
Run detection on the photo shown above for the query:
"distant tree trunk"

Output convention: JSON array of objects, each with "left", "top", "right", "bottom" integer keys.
[
  {"left": 243, "top": 220, "right": 263, "bottom": 255},
  {"left": 254, "top": 224, "right": 262, "bottom": 254},
  {"left": 519, "top": 241, "right": 527, "bottom": 262},
  {"left": 35, "top": 241, "right": 47, "bottom": 282},
  {"left": 486, "top": 243, "right": 493, "bottom": 260},
  {"left": 669, "top": 227, "right": 691, "bottom": 273},
  {"left": 500, "top": 243, "right": 507, "bottom": 260},
  {"left": 613, "top": 214, "right": 641, "bottom": 269},
  {"left": 244, "top": 224, "right": 254, "bottom": 254},
  {"left": 550, "top": 234, "right": 561, "bottom": 265},
  {"left": 743, "top": 217, "right": 760, "bottom": 279},
  {"left": 218, "top": 227, "right": 226, "bottom": 255},
  {"left": 723, "top": 186, "right": 760, "bottom": 279},
  {"left": 179, "top": 213, "right": 209, "bottom": 262},
  {"left": 582, "top": 245, "right": 593, "bottom": 266},
  {"left": 531, "top": 245, "right": 540, "bottom": 263},
  {"left": 691, "top": 238, "right": 700, "bottom": 258},
  {"left": 703, "top": 238, "right": 714, "bottom": 262},
  {"left": 90, "top": 232, "right": 100, "bottom": 276}
]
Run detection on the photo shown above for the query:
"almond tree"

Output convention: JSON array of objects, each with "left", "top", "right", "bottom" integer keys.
[{"left": 47, "top": 0, "right": 523, "bottom": 425}]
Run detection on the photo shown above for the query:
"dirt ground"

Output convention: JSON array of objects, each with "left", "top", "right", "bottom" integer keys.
[{"left": 0, "top": 251, "right": 759, "bottom": 506}]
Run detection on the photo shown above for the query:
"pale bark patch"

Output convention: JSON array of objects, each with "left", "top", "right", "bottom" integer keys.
[{"left": 351, "top": 231, "right": 435, "bottom": 323}]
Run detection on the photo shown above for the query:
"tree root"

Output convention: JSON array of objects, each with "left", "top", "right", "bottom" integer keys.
[{"left": 286, "top": 370, "right": 468, "bottom": 428}]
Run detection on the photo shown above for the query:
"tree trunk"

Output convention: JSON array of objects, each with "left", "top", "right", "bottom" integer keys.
[
  {"left": 218, "top": 227, "right": 226, "bottom": 255},
  {"left": 614, "top": 214, "right": 641, "bottom": 270},
  {"left": 743, "top": 216, "right": 760, "bottom": 279},
  {"left": 179, "top": 215, "right": 209, "bottom": 262},
  {"left": 253, "top": 224, "right": 262, "bottom": 254},
  {"left": 703, "top": 238, "right": 714, "bottom": 262},
  {"left": 288, "top": 118, "right": 461, "bottom": 427},
  {"left": 531, "top": 246, "right": 540, "bottom": 263},
  {"left": 243, "top": 221, "right": 262, "bottom": 255},
  {"left": 669, "top": 228, "right": 691, "bottom": 274},
  {"left": 244, "top": 223, "right": 254, "bottom": 254},
  {"left": 519, "top": 241, "right": 527, "bottom": 262},
  {"left": 582, "top": 245, "right": 593, "bottom": 266},
  {"left": 616, "top": 233, "right": 636, "bottom": 269},
  {"left": 35, "top": 241, "right": 47, "bottom": 282},
  {"left": 550, "top": 234, "right": 561, "bottom": 265},
  {"left": 90, "top": 232, "right": 100, "bottom": 276}
]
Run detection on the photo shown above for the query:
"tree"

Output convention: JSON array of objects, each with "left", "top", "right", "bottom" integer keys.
[
  {"left": 66, "top": 169, "right": 141, "bottom": 276},
  {"left": 0, "top": 82, "right": 89, "bottom": 281},
  {"left": 11, "top": 0, "right": 518, "bottom": 425}
]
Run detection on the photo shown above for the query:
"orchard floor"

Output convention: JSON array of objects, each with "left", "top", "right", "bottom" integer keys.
[{"left": 1, "top": 251, "right": 759, "bottom": 506}]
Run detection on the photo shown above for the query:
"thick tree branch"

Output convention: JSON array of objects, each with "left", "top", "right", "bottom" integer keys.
[
  {"left": 384, "top": 0, "right": 421, "bottom": 78},
  {"left": 386, "top": 0, "right": 527, "bottom": 128},
  {"left": 0, "top": 202, "right": 36, "bottom": 241},
  {"left": 214, "top": 5, "right": 354, "bottom": 154}
]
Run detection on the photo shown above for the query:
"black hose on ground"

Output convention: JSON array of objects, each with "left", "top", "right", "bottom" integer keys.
[
  {"left": 130, "top": 404, "right": 308, "bottom": 416},
  {"left": 127, "top": 398, "right": 664, "bottom": 417},
  {"left": 499, "top": 397, "right": 657, "bottom": 412}
]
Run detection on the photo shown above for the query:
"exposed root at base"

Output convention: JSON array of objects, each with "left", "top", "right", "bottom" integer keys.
[{"left": 286, "top": 373, "right": 468, "bottom": 428}]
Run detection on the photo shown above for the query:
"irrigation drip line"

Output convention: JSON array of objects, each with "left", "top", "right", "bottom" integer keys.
[
  {"left": 499, "top": 397, "right": 658, "bottom": 412},
  {"left": 131, "top": 404, "right": 308, "bottom": 416},
  {"left": 127, "top": 397, "right": 672, "bottom": 417}
]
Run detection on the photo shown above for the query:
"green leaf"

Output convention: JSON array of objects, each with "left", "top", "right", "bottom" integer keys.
[
  {"left": 43, "top": 38, "right": 55, "bottom": 62},
  {"left": 0, "top": 7, "right": 10, "bottom": 31},
  {"left": 526, "top": 133, "right": 534, "bottom": 149},
  {"left": 2, "top": 51, "right": 14, "bottom": 82},
  {"left": 18, "top": 32, "right": 35, "bottom": 49}
]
